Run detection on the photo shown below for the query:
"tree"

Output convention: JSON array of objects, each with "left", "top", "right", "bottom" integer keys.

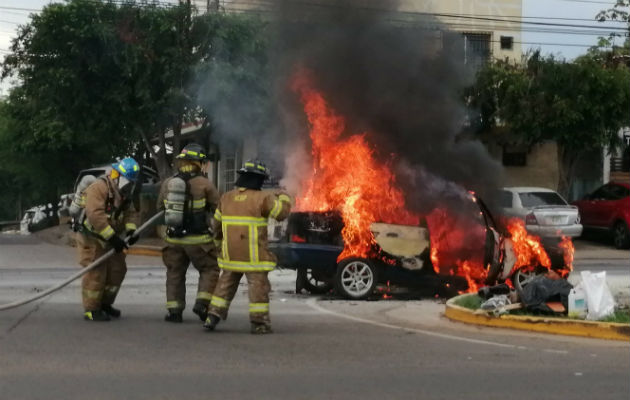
[
  {"left": 467, "top": 52, "right": 630, "bottom": 196},
  {"left": 597, "top": 0, "right": 629, "bottom": 24},
  {"left": 1, "top": 0, "right": 200, "bottom": 180}
]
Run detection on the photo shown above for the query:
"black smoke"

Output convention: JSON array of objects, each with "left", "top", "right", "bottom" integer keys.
[{"left": 268, "top": 0, "right": 504, "bottom": 214}]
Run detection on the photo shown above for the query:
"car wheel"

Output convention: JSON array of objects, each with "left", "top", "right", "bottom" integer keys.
[
  {"left": 612, "top": 221, "right": 630, "bottom": 249},
  {"left": 513, "top": 269, "right": 538, "bottom": 293},
  {"left": 296, "top": 267, "right": 333, "bottom": 294},
  {"left": 334, "top": 258, "right": 378, "bottom": 300}
]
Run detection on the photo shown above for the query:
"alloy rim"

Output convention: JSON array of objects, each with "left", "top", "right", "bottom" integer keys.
[{"left": 340, "top": 261, "right": 373, "bottom": 297}]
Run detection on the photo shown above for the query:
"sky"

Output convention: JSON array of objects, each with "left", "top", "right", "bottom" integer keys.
[{"left": 0, "top": 0, "right": 626, "bottom": 96}]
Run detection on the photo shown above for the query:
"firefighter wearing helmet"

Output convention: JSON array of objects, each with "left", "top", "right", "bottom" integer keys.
[
  {"left": 157, "top": 143, "right": 220, "bottom": 323},
  {"left": 77, "top": 157, "right": 140, "bottom": 321},
  {"left": 204, "top": 160, "right": 292, "bottom": 334}
]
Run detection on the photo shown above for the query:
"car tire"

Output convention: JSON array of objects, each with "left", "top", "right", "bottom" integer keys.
[
  {"left": 334, "top": 258, "right": 378, "bottom": 300},
  {"left": 612, "top": 221, "right": 630, "bottom": 249},
  {"left": 296, "top": 267, "right": 333, "bottom": 294}
]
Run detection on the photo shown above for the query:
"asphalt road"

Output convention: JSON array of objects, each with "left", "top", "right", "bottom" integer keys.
[{"left": 0, "top": 234, "right": 628, "bottom": 400}]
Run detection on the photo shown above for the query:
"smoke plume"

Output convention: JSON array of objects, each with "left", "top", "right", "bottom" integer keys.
[{"left": 269, "top": 0, "right": 504, "bottom": 213}]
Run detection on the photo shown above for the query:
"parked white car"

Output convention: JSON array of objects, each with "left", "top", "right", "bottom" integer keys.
[{"left": 498, "top": 187, "right": 583, "bottom": 238}]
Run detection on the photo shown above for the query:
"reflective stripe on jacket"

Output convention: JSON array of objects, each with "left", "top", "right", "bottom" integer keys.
[{"left": 213, "top": 188, "right": 291, "bottom": 272}]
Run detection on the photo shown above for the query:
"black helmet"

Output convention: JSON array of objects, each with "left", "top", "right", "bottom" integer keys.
[
  {"left": 176, "top": 143, "right": 208, "bottom": 161},
  {"left": 238, "top": 160, "right": 269, "bottom": 179}
]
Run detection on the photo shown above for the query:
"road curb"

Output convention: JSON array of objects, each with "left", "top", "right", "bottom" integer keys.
[
  {"left": 445, "top": 294, "right": 630, "bottom": 341},
  {"left": 127, "top": 245, "right": 162, "bottom": 257}
]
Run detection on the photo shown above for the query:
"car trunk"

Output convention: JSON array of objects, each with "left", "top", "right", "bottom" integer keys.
[{"left": 530, "top": 206, "right": 579, "bottom": 226}]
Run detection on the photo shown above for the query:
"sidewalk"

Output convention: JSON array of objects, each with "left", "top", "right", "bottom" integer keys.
[{"left": 573, "top": 238, "right": 629, "bottom": 260}]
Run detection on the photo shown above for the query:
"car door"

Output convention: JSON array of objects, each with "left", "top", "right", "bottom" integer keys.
[
  {"left": 578, "top": 185, "right": 608, "bottom": 227},
  {"left": 590, "top": 185, "right": 617, "bottom": 227},
  {"left": 604, "top": 184, "right": 630, "bottom": 227}
]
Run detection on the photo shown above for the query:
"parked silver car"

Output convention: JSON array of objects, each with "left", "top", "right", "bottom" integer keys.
[{"left": 498, "top": 187, "right": 582, "bottom": 238}]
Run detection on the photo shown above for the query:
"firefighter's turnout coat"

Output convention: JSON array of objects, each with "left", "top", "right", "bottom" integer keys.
[
  {"left": 157, "top": 173, "right": 221, "bottom": 311},
  {"left": 77, "top": 176, "right": 139, "bottom": 311},
  {"left": 83, "top": 176, "right": 139, "bottom": 240},
  {"left": 212, "top": 188, "right": 291, "bottom": 272}
]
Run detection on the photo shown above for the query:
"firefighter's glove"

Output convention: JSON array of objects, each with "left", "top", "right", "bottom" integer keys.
[
  {"left": 126, "top": 230, "right": 139, "bottom": 246},
  {"left": 108, "top": 235, "right": 128, "bottom": 253}
]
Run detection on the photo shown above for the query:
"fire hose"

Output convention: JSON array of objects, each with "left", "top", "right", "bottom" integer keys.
[{"left": 0, "top": 211, "right": 164, "bottom": 311}]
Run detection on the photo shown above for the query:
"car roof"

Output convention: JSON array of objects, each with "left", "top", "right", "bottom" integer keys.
[{"left": 502, "top": 187, "right": 558, "bottom": 193}]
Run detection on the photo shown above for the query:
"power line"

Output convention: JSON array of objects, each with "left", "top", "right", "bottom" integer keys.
[
  {"left": 222, "top": 0, "right": 629, "bottom": 31},
  {"left": 223, "top": 4, "right": 627, "bottom": 37},
  {"left": 0, "top": 3, "right": 625, "bottom": 24}
]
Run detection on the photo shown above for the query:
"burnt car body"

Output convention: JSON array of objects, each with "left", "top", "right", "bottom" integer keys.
[{"left": 268, "top": 198, "right": 506, "bottom": 299}]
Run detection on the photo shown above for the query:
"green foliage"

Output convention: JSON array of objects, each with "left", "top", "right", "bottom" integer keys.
[
  {"left": 596, "top": 0, "right": 630, "bottom": 23},
  {"left": 467, "top": 52, "right": 630, "bottom": 194},
  {"left": 0, "top": 0, "right": 269, "bottom": 219},
  {"left": 454, "top": 294, "right": 483, "bottom": 310}
]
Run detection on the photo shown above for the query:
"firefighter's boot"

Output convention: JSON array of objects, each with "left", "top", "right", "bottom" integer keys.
[
  {"left": 250, "top": 322, "right": 273, "bottom": 335},
  {"left": 192, "top": 301, "right": 208, "bottom": 322},
  {"left": 203, "top": 313, "right": 220, "bottom": 331},
  {"left": 102, "top": 304, "right": 121, "bottom": 318},
  {"left": 164, "top": 309, "right": 183, "bottom": 323},
  {"left": 84, "top": 310, "right": 111, "bottom": 322}
]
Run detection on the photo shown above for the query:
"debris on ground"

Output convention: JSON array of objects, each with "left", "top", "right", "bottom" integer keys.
[{"left": 517, "top": 275, "right": 573, "bottom": 314}]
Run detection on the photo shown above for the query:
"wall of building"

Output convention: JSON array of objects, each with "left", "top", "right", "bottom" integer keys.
[
  {"left": 217, "top": 0, "right": 522, "bottom": 63},
  {"left": 400, "top": 0, "right": 522, "bottom": 62},
  {"left": 486, "top": 141, "right": 559, "bottom": 190}
]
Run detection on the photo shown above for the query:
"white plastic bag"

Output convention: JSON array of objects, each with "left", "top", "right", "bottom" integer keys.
[{"left": 581, "top": 271, "right": 615, "bottom": 321}]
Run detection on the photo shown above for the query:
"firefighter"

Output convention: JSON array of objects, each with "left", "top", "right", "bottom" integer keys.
[
  {"left": 77, "top": 157, "right": 140, "bottom": 321},
  {"left": 204, "top": 160, "right": 291, "bottom": 334},
  {"left": 157, "top": 143, "right": 220, "bottom": 323}
]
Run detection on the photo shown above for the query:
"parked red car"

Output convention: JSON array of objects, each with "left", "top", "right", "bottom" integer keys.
[{"left": 572, "top": 182, "right": 630, "bottom": 249}]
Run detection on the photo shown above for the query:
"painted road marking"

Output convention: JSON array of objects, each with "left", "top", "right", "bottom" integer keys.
[{"left": 307, "top": 298, "right": 519, "bottom": 350}]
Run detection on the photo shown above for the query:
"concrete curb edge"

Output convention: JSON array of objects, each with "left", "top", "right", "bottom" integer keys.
[{"left": 445, "top": 294, "right": 630, "bottom": 341}]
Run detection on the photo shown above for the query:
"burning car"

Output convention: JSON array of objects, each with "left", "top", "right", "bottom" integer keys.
[
  {"left": 270, "top": 70, "right": 573, "bottom": 300},
  {"left": 269, "top": 195, "right": 509, "bottom": 300}
]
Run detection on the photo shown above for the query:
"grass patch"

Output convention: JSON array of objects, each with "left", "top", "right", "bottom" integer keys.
[
  {"left": 452, "top": 294, "right": 630, "bottom": 324},
  {"left": 453, "top": 294, "right": 482, "bottom": 310},
  {"left": 600, "top": 310, "right": 630, "bottom": 324}
]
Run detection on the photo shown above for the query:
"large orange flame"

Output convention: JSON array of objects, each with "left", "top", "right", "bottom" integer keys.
[
  {"left": 292, "top": 70, "right": 419, "bottom": 260},
  {"left": 426, "top": 205, "right": 488, "bottom": 291},
  {"left": 558, "top": 236, "right": 575, "bottom": 278},
  {"left": 506, "top": 218, "right": 551, "bottom": 275}
]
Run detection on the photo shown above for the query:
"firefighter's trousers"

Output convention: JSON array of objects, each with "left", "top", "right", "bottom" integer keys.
[
  {"left": 208, "top": 270, "right": 271, "bottom": 325},
  {"left": 76, "top": 233, "right": 126, "bottom": 311},
  {"left": 162, "top": 243, "right": 220, "bottom": 311}
]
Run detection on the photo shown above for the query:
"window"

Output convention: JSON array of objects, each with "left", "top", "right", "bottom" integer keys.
[
  {"left": 221, "top": 150, "right": 241, "bottom": 193},
  {"left": 500, "top": 36, "right": 514, "bottom": 50},
  {"left": 519, "top": 192, "right": 568, "bottom": 207},
  {"left": 498, "top": 191, "right": 514, "bottom": 208},
  {"left": 502, "top": 146, "right": 527, "bottom": 167},
  {"left": 463, "top": 33, "right": 491, "bottom": 69},
  {"left": 608, "top": 184, "right": 630, "bottom": 200},
  {"left": 589, "top": 185, "right": 615, "bottom": 201}
]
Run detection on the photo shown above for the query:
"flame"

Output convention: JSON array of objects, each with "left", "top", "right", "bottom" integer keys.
[
  {"left": 558, "top": 236, "right": 574, "bottom": 278},
  {"left": 292, "top": 70, "right": 419, "bottom": 260},
  {"left": 457, "top": 260, "right": 483, "bottom": 293},
  {"left": 426, "top": 205, "right": 488, "bottom": 292},
  {"left": 506, "top": 218, "right": 551, "bottom": 274}
]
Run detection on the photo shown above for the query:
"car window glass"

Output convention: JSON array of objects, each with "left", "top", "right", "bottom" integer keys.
[
  {"left": 609, "top": 185, "right": 630, "bottom": 200},
  {"left": 591, "top": 185, "right": 613, "bottom": 201},
  {"left": 499, "top": 191, "right": 513, "bottom": 208},
  {"left": 519, "top": 192, "right": 567, "bottom": 207}
]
